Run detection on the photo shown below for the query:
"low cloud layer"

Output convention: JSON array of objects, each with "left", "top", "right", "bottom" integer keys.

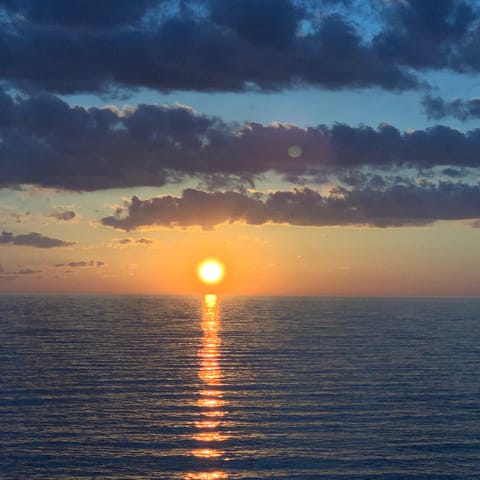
[
  {"left": 0, "top": 231, "right": 74, "bottom": 248},
  {"left": 101, "top": 184, "right": 480, "bottom": 230},
  {"left": 1, "top": 90, "right": 480, "bottom": 191}
]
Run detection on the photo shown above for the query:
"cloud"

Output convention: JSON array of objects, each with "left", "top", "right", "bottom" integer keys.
[
  {"left": 101, "top": 183, "right": 480, "bottom": 230},
  {"left": 136, "top": 238, "right": 153, "bottom": 244},
  {"left": 2, "top": 0, "right": 159, "bottom": 29},
  {"left": 210, "top": 0, "right": 301, "bottom": 50},
  {"left": 373, "top": 0, "right": 476, "bottom": 69},
  {"left": 49, "top": 210, "right": 76, "bottom": 221},
  {"left": 11, "top": 268, "right": 42, "bottom": 274},
  {"left": 1, "top": 90, "right": 480, "bottom": 191},
  {"left": 0, "top": 265, "right": 42, "bottom": 280},
  {"left": 0, "top": 1, "right": 419, "bottom": 94},
  {"left": 55, "top": 260, "right": 104, "bottom": 268},
  {"left": 0, "top": 231, "right": 74, "bottom": 248},
  {"left": 422, "top": 95, "right": 480, "bottom": 121},
  {"left": 1, "top": 1, "right": 480, "bottom": 95},
  {"left": 108, "top": 237, "right": 154, "bottom": 247}
]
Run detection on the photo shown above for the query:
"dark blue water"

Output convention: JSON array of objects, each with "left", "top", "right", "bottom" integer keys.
[{"left": 1, "top": 295, "right": 479, "bottom": 479}]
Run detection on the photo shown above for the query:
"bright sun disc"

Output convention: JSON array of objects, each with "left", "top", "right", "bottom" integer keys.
[{"left": 198, "top": 259, "right": 224, "bottom": 284}]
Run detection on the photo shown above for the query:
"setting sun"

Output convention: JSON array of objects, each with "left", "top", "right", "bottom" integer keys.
[{"left": 198, "top": 259, "right": 225, "bottom": 285}]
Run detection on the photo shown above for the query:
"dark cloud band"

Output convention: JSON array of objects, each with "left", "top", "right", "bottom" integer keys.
[
  {"left": 0, "top": 1, "right": 479, "bottom": 96},
  {"left": 0, "top": 0, "right": 465, "bottom": 94},
  {"left": 101, "top": 184, "right": 480, "bottom": 230},
  {"left": 1, "top": 91, "right": 480, "bottom": 191}
]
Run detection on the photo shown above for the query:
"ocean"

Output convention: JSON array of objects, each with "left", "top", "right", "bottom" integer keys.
[{"left": 1, "top": 295, "right": 479, "bottom": 479}]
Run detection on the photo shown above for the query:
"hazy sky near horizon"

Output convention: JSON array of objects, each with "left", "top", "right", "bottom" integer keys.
[{"left": 1, "top": 0, "right": 480, "bottom": 295}]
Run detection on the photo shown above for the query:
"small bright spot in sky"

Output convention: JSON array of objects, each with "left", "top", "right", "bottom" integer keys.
[{"left": 288, "top": 145, "right": 302, "bottom": 158}]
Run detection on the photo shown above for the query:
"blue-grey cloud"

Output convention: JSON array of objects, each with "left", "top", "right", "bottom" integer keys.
[
  {"left": 101, "top": 184, "right": 480, "bottom": 230},
  {"left": 0, "top": 231, "right": 74, "bottom": 248},
  {"left": 1, "top": 0, "right": 160, "bottom": 29},
  {"left": 1, "top": 90, "right": 480, "bottom": 191},
  {"left": 0, "top": 0, "right": 420, "bottom": 93},
  {"left": 374, "top": 0, "right": 476, "bottom": 69},
  {"left": 210, "top": 0, "right": 301, "bottom": 50},
  {"left": 0, "top": 1, "right": 479, "bottom": 95},
  {"left": 422, "top": 95, "right": 480, "bottom": 121}
]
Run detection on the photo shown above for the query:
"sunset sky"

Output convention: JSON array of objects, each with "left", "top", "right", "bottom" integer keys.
[{"left": 0, "top": 0, "right": 479, "bottom": 295}]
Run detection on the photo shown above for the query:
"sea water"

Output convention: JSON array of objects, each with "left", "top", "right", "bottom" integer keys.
[{"left": 1, "top": 295, "right": 479, "bottom": 479}]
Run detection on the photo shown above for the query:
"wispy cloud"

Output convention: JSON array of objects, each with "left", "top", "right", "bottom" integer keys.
[
  {"left": 0, "top": 231, "right": 74, "bottom": 248},
  {"left": 49, "top": 210, "right": 76, "bottom": 221},
  {"left": 55, "top": 261, "right": 105, "bottom": 268}
]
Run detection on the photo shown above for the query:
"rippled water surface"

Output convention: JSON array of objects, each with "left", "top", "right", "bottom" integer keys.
[{"left": 1, "top": 295, "right": 479, "bottom": 479}]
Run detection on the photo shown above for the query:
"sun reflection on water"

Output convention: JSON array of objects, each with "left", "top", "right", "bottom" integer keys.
[
  {"left": 185, "top": 472, "right": 228, "bottom": 479},
  {"left": 186, "top": 294, "right": 228, "bottom": 479}
]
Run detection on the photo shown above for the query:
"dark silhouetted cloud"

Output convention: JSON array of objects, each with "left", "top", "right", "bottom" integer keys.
[
  {"left": 210, "top": 0, "right": 301, "bottom": 50},
  {"left": 0, "top": 0, "right": 419, "bottom": 94},
  {"left": 0, "top": 1, "right": 480, "bottom": 95},
  {"left": 374, "top": 0, "right": 476, "bottom": 69},
  {"left": 2, "top": 0, "right": 159, "bottom": 29},
  {"left": 49, "top": 210, "right": 76, "bottom": 221},
  {"left": 1, "top": 90, "right": 480, "bottom": 191},
  {"left": 0, "top": 230, "right": 74, "bottom": 248},
  {"left": 136, "top": 238, "right": 153, "bottom": 244},
  {"left": 55, "top": 260, "right": 104, "bottom": 267},
  {"left": 422, "top": 95, "right": 480, "bottom": 121},
  {"left": 101, "top": 184, "right": 480, "bottom": 230},
  {"left": 109, "top": 237, "right": 154, "bottom": 247},
  {"left": 442, "top": 167, "right": 464, "bottom": 178}
]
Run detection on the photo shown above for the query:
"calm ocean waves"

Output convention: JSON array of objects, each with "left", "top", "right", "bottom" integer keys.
[{"left": 1, "top": 295, "right": 479, "bottom": 479}]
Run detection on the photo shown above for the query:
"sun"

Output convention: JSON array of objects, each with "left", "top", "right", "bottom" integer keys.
[{"left": 198, "top": 259, "right": 224, "bottom": 285}]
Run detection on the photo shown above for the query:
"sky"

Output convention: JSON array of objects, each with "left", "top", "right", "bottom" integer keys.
[{"left": 0, "top": 0, "right": 479, "bottom": 295}]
